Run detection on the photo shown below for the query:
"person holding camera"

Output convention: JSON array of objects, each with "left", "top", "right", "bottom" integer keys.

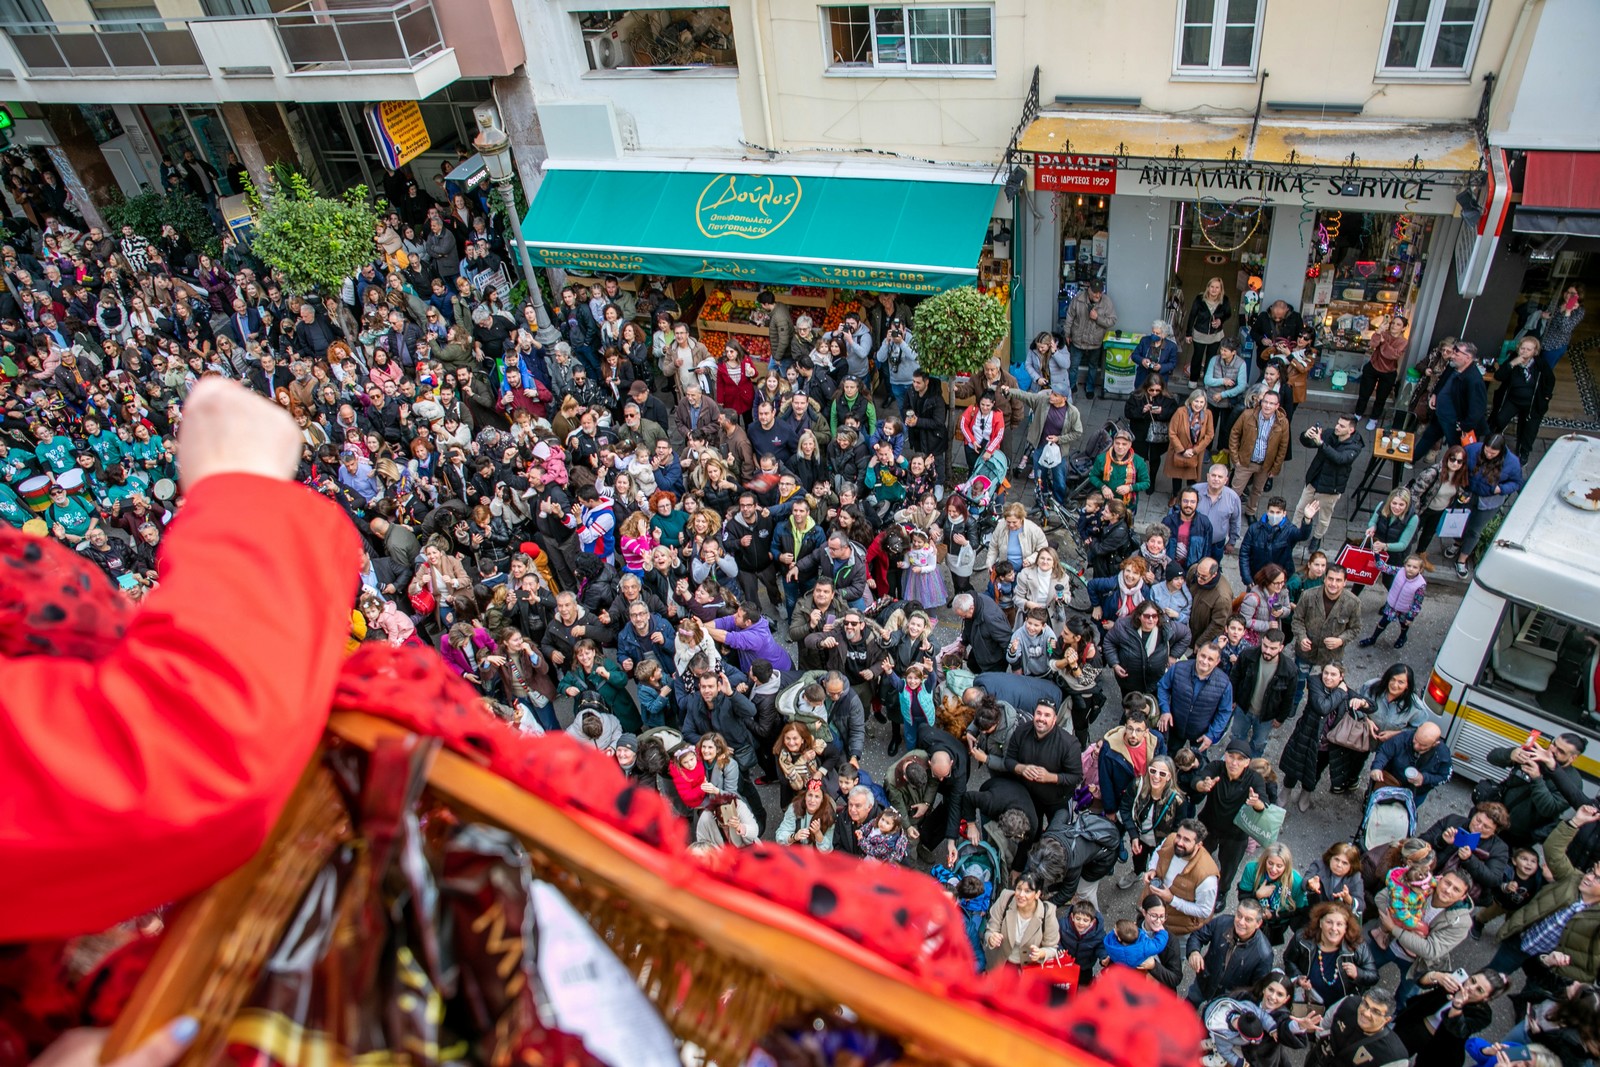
[
  {"left": 875, "top": 317, "right": 920, "bottom": 410},
  {"left": 1294, "top": 415, "right": 1363, "bottom": 554}
]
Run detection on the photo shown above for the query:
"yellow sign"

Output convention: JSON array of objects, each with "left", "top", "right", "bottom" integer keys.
[
  {"left": 366, "top": 101, "right": 431, "bottom": 170},
  {"left": 695, "top": 174, "right": 801, "bottom": 240}
]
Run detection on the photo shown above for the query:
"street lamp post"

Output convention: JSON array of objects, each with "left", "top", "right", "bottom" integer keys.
[{"left": 474, "top": 122, "right": 561, "bottom": 345}]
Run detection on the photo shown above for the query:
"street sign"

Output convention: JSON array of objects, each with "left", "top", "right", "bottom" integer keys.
[
  {"left": 365, "top": 101, "right": 430, "bottom": 170},
  {"left": 1033, "top": 153, "right": 1117, "bottom": 194}
]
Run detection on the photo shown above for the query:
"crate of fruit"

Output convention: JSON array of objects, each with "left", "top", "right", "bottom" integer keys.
[{"left": 780, "top": 285, "right": 832, "bottom": 309}]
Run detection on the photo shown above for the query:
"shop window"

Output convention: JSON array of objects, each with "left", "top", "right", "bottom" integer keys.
[
  {"left": 1379, "top": 0, "right": 1485, "bottom": 77},
  {"left": 1174, "top": 0, "right": 1261, "bottom": 76},
  {"left": 1476, "top": 600, "right": 1600, "bottom": 728},
  {"left": 823, "top": 5, "right": 994, "bottom": 71},
  {"left": 577, "top": 9, "right": 737, "bottom": 71}
]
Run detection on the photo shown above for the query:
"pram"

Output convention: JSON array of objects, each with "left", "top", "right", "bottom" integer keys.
[
  {"left": 956, "top": 451, "right": 1011, "bottom": 532},
  {"left": 1358, "top": 784, "right": 1418, "bottom": 850},
  {"left": 1035, "top": 420, "right": 1118, "bottom": 564}
]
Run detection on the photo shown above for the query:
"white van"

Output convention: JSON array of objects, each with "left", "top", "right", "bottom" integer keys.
[{"left": 1427, "top": 434, "right": 1600, "bottom": 783}]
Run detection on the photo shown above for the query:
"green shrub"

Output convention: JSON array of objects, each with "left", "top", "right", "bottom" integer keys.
[
  {"left": 909, "top": 285, "right": 1008, "bottom": 380},
  {"left": 103, "top": 189, "right": 218, "bottom": 256}
]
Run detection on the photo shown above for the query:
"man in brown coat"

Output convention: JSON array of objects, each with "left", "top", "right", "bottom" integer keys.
[
  {"left": 1290, "top": 564, "right": 1361, "bottom": 670},
  {"left": 1187, "top": 556, "right": 1235, "bottom": 647},
  {"left": 1227, "top": 390, "right": 1291, "bottom": 518}
]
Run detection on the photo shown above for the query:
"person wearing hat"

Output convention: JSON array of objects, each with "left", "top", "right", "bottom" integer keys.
[
  {"left": 1062, "top": 278, "right": 1118, "bottom": 399},
  {"left": 44, "top": 478, "right": 99, "bottom": 546},
  {"left": 1007, "top": 381, "right": 1083, "bottom": 507},
  {"left": 1192, "top": 738, "right": 1271, "bottom": 891},
  {"left": 1088, "top": 424, "right": 1151, "bottom": 511},
  {"left": 629, "top": 378, "right": 671, "bottom": 428}
]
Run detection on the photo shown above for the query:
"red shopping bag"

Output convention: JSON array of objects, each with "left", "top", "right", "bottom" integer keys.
[
  {"left": 1021, "top": 955, "right": 1081, "bottom": 997},
  {"left": 1336, "top": 539, "right": 1384, "bottom": 586}
]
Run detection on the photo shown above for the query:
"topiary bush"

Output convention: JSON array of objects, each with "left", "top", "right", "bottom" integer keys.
[{"left": 909, "top": 285, "right": 1008, "bottom": 380}]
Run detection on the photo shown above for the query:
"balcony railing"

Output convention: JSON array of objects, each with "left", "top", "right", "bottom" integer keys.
[{"left": 1, "top": 0, "right": 446, "bottom": 78}]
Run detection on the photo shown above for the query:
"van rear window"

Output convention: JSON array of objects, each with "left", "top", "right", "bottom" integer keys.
[{"left": 1478, "top": 600, "right": 1600, "bottom": 727}]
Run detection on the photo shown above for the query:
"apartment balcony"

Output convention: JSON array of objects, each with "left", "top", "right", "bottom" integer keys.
[{"left": 0, "top": 0, "right": 523, "bottom": 106}]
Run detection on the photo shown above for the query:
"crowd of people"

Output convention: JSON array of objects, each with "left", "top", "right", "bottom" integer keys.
[{"left": 0, "top": 146, "right": 1594, "bottom": 1067}]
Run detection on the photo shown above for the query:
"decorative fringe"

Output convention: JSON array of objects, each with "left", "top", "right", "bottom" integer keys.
[{"left": 183, "top": 770, "right": 352, "bottom": 1067}]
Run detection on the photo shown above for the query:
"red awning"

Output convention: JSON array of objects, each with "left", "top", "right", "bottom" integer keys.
[{"left": 1515, "top": 150, "right": 1600, "bottom": 236}]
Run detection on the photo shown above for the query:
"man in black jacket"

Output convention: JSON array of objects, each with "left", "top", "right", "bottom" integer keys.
[
  {"left": 1194, "top": 741, "right": 1271, "bottom": 891},
  {"left": 1293, "top": 414, "right": 1363, "bottom": 553},
  {"left": 919, "top": 727, "right": 971, "bottom": 868},
  {"left": 680, "top": 669, "right": 759, "bottom": 772},
  {"left": 1417, "top": 340, "right": 1489, "bottom": 460},
  {"left": 954, "top": 591, "right": 1011, "bottom": 673},
  {"left": 904, "top": 370, "right": 950, "bottom": 476},
  {"left": 721, "top": 492, "right": 779, "bottom": 608},
  {"left": 1184, "top": 900, "right": 1274, "bottom": 1004},
  {"left": 1226, "top": 629, "right": 1296, "bottom": 762},
  {"left": 1484, "top": 734, "right": 1590, "bottom": 849},
  {"left": 975, "top": 699, "right": 1082, "bottom": 822}
]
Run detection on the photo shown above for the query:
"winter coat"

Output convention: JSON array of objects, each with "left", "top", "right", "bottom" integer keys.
[
  {"left": 1164, "top": 406, "right": 1215, "bottom": 483},
  {"left": 1370, "top": 729, "right": 1454, "bottom": 806},
  {"left": 1161, "top": 508, "right": 1215, "bottom": 569},
  {"left": 1303, "top": 427, "right": 1365, "bottom": 495},
  {"left": 1062, "top": 288, "right": 1118, "bottom": 350},
  {"left": 1238, "top": 515, "right": 1312, "bottom": 586},
  {"left": 1015, "top": 388, "right": 1085, "bottom": 451},
  {"left": 1156, "top": 660, "right": 1234, "bottom": 748},
  {"left": 1097, "top": 724, "right": 1169, "bottom": 829},
  {"left": 1188, "top": 568, "right": 1235, "bottom": 647},
  {"left": 1421, "top": 812, "right": 1509, "bottom": 900},
  {"left": 982, "top": 516, "right": 1049, "bottom": 572},
  {"left": 1373, "top": 883, "right": 1472, "bottom": 971},
  {"left": 1104, "top": 614, "right": 1193, "bottom": 694},
  {"left": 1290, "top": 588, "right": 1362, "bottom": 668},
  {"left": 1227, "top": 408, "right": 1290, "bottom": 474},
  {"left": 795, "top": 537, "right": 868, "bottom": 605},
  {"left": 1185, "top": 915, "right": 1274, "bottom": 1000},
  {"left": 558, "top": 659, "right": 640, "bottom": 732},
  {"left": 1057, "top": 911, "right": 1105, "bottom": 977},
  {"left": 1281, "top": 678, "right": 1356, "bottom": 789},
  {"left": 1504, "top": 821, "right": 1600, "bottom": 982},
  {"left": 1483, "top": 744, "right": 1589, "bottom": 848},
  {"left": 1282, "top": 935, "right": 1378, "bottom": 998},
  {"left": 1229, "top": 645, "right": 1297, "bottom": 723},
  {"left": 1132, "top": 334, "right": 1179, "bottom": 388}
]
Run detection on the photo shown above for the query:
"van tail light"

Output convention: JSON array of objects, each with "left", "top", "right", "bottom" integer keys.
[{"left": 1428, "top": 671, "right": 1452, "bottom": 706}]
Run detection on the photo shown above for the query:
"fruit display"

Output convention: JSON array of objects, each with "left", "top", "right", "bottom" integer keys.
[{"left": 822, "top": 299, "right": 863, "bottom": 333}]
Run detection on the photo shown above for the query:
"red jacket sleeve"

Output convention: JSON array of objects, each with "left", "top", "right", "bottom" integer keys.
[{"left": 0, "top": 474, "right": 359, "bottom": 940}]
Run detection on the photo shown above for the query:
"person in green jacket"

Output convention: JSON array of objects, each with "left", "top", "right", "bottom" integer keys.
[
  {"left": 1497, "top": 809, "right": 1600, "bottom": 987},
  {"left": 1088, "top": 427, "right": 1151, "bottom": 512},
  {"left": 558, "top": 637, "right": 641, "bottom": 732}
]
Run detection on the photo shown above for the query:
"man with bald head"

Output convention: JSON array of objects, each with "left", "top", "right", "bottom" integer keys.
[
  {"left": 1370, "top": 721, "right": 1453, "bottom": 807},
  {"left": 1186, "top": 555, "right": 1234, "bottom": 647}
]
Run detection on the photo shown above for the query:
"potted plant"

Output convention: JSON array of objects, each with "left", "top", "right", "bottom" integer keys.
[{"left": 909, "top": 286, "right": 1008, "bottom": 384}]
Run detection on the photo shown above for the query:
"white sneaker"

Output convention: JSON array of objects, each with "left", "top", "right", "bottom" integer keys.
[{"left": 1366, "top": 418, "right": 1378, "bottom": 431}]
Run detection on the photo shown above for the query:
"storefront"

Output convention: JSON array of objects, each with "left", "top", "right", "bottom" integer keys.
[
  {"left": 1014, "top": 110, "right": 1482, "bottom": 403},
  {"left": 520, "top": 160, "right": 1001, "bottom": 358}
]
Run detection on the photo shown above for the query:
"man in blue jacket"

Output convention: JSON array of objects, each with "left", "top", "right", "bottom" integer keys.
[
  {"left": 1162, "top": 488, "right": 1216, "bottom": 569},
  {"left": 1238, "top": 496, "right": 1317, "bottom": 585},
  {"left": 1371, "top": 722, "right": 1453, "bottom": 808},
  {"left": 1156, "top": 642, "right": 1234, "bottom": 752}
]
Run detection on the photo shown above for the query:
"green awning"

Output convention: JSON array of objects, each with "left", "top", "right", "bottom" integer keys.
[{"left": 522, "top": 167, "right": 998, "bottom": 295}]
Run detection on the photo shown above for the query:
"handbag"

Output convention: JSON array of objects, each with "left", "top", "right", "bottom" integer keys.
[
  {"left": 1146, "top": 420, "right": 1169, "bottom": 444},
  {"left": 1233, "top": 801, "right": 1287, "bottom": 847},
  {"left": 1326, "top": 709, "right": 1373, "bottom": 753},
  {"left": 409, "top": 581, "right": 437, "bottom": 615},
  {"left": 1020, "top": 954, "right": 1080, "bottom": 995},
  {"left": 1335, "top": 537, "right": 1383, "bottom": 587}
]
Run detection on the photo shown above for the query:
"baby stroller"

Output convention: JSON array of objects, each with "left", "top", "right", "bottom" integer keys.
[
  {"left": 956, "top": 451, "right": 1011, "bottom": 532},
  {"left": 1040, "top": 421, "right": 1117, "bottom": 566},
  {"left": 1358, "top": 784, "right": 1418, "bottom": 850}
]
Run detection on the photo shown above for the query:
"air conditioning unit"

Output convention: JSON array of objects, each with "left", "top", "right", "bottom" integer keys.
[{"left": 583, "top": 13, "right": 636, "bottom": 70}]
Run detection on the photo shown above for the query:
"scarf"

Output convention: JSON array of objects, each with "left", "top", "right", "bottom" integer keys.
[{"left": 1101, "top": 448, "right": 1135, "bottom": 494}]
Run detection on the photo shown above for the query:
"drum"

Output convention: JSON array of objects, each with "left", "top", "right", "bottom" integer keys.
[
  {"left": 152, "top": 478, "right": 176, "bottom": 502},
  {"left": 56, "top": 468, "right": 85, "bottom": 496},
  {"left": 18, "top": 474, "right": 51, "bottom": 512}
]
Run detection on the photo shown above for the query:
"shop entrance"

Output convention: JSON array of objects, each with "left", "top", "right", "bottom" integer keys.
[
  {"left": 1299, "top": 208, "right": 1436, "bottom": 398},
  {"left": 1161, "top": 197, "right": 1271, "bottom": 380}
]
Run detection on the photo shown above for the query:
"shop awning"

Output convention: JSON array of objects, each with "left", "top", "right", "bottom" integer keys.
[
  {"left": 521, "top": 165, "right": 999, "bottom": 295},
  {"left": 1513, "top": 151, "right": 1600, "bottom": 237},
  {"left": 1019, "top": 109, "right": 1480, "bottom": 171}
]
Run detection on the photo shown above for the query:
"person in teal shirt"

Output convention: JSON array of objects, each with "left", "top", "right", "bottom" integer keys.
[
  {"left": 127, "top": 424, "right": 171, "bottom": 478},
  {"left": 81, "top": 415, "right": 126, "bottom": 470},
  {"left": 31, "top": 424, "right": 75, "bottom": 475},
  {"left": 43, "top": 483, "right": 97, "bottom": 544},
  {"left": 2, "top": 445, "right": 36, "bottom": 487},
  {"left": 0, "top": 482, "right": 30, "bottom": 528}
]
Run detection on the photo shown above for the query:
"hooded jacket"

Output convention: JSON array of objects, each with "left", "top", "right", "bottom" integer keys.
[
  {"left": 1097, "top": 723, "right": 1168, "bottom": 828},
  {"left": 796, "top": 538, "right": 868, "bottom": 605},
  {"left": 1303, "top": 426, "right": 1365, "bottom": 495},
  {"left": 1238, "top": 512, "right": 1312, "bottom": 584}
]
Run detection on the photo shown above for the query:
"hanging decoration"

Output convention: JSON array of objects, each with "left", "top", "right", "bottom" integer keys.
[{"left": 1194, "top": 195, "right": 1268, "bottom": 254}]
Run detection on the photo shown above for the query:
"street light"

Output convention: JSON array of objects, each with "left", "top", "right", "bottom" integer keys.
[{"left": 474, "top": 121, "right": 560, "bottom": 345}]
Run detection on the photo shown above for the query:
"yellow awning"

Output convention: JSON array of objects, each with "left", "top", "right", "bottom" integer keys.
[
  {"left": 1019, "top": 112, "right": 1248, "bottom": 161},
  {"left": 1021, "top": 109, "right": 1481, "bottom": 172}
]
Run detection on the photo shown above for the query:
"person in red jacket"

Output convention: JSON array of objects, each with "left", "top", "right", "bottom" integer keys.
[{"left": 2, "top": 379, "right": 359, "bottom": 942}]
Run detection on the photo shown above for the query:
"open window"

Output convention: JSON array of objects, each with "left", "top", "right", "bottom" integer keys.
[
  {"left": 1478, "top": 600, "right": 1600, "bottom": 727},
  {"left": 577, "top": 8, "right": 736, "bottom": 72}
]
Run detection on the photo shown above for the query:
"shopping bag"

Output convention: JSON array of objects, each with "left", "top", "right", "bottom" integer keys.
[
  {"left": 1233, "top": 801, "right": 1287, "bottom": 847},
  {"left": 1438, "top": 508, "right": 1471, "bottom": 539},
  {"left": 1336, "top": 539, "right": 1383, "bottom": 586},
  {"left": 1021, "top": 955, "right": 1081, "bottom": 996}
]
